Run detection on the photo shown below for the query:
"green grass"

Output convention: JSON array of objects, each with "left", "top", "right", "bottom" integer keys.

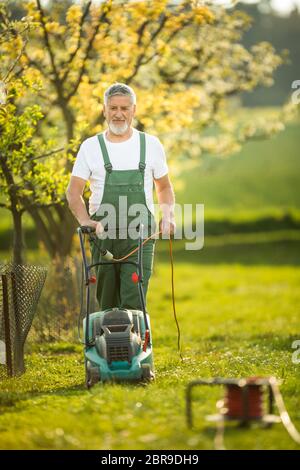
[
  {"left": 176, "top": 121, "right": 300, "bottom": 220},
  {"left": 0, "top": 236, "right": 300, "bottom": 450}
]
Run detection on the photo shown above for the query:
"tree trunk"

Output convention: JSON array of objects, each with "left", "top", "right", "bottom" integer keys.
[
  {"left": 28, "top": 203, "right": 77, "bottom": 259},
  {"left": 12, "top": 209, "right": 25, "bottom": 266}
]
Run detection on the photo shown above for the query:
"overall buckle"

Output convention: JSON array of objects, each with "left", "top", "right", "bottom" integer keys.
[{"left": 104, "top": 163, "right": 113, "bottom": 173}]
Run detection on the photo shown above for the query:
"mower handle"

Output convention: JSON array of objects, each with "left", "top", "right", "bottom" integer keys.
[{"left": 80, "top": 225, "right": 96, "bottom": 234}]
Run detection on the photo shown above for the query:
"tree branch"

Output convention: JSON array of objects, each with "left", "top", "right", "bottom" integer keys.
[
  {"left": 36, "top": 0, "right": 58, "bottom": 75},
  {"left": 126, "top": 14, "right": 168, "bottom": 83},
  {"left": 36, "top": 0, "right": 65, "bottom": 102},
  {"left": 65, "top": 5, "right": 112, "bottom": 102},
  {"left": 29, "top": 147, "right": 65, "bottom": 161},
  {"left": 2, "top": 35, "right": 29, "bottom": 83},
  {"left": 60, "top": 0, "right": 92, "bottom": 83}
]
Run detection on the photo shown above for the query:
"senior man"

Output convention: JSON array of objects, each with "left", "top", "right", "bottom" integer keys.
[{"left": 66, "top": 83, "right": 175, "bottom": 311}]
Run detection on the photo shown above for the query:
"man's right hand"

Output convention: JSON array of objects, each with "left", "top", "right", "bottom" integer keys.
[{"left": 80, "top": 219, "right": 104, "bottom": 237}]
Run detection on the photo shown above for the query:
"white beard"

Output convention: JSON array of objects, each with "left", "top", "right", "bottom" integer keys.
[{"left": 109, "top": 121, "right": 129, "bottom": 136}]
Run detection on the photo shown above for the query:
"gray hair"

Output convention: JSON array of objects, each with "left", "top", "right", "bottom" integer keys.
[{"left": 104, "top": 83, "right": 136, "bottom": 106}]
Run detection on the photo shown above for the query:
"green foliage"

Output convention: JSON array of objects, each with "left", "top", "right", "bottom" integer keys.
[
  {"left": 0, "top": 4, "right": 76, "bottom": 262},
  {"left": 0, "top": 3, "right": 80, "bottom": 213},
  {"left": 0, "top": 91, "right": 70, "bottom": 212}
]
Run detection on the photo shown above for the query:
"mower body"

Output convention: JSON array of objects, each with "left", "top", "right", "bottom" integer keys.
[{"left": 83, "top": 307, "right": 154, "bottom": 386}]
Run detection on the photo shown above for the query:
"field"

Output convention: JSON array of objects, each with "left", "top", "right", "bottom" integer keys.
[
  {"left": 0, "top": 116, "right": 299, "bottom": 450},
  {"left": 177, "top": 122, "right": 300, "bottom": 219}
]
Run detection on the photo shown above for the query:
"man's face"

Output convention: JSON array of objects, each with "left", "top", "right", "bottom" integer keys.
[{"left": 103, "top": 95, "right": 136, "bottom": 136}]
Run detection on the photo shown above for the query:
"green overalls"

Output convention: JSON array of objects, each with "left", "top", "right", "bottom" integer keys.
[{"left": 90, "top": 131, "right": 155, "bottom": 311}]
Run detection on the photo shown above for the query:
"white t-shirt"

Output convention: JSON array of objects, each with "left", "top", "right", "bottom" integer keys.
[{"left": 72, "top": 128, "right": 168, "bottom": 215}]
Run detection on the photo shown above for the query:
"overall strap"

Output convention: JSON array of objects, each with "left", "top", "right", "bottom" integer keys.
[
  {"left": 97, "top": 133, "right": 112, "bottom": 173},
  {"left": 139, "top": 131, "right": 146, "bottom": 172}
]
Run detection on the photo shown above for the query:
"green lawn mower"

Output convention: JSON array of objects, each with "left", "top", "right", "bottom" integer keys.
[{"left": 78, "top": 224, "right": 154, "bottom": 388}]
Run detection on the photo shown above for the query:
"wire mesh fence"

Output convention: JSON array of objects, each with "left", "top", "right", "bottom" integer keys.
[
  {"left": 0, "top": 263, "right": 47, "bottom": 377},
  {"left": 0, "top": 247, "right": 99, "bottom": 380},
  {"left": 27, "top": 255, "right": 97, "bottom": 345}
]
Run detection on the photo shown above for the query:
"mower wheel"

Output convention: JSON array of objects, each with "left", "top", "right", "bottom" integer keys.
[
  {"left": 141, "top": 364, "right": 154, "bottom": 382},
  {"left": 85, "top": 360, "right": 101, "bottom": 389}
]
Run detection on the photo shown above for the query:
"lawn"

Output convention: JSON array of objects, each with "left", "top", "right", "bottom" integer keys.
[{"left": 0, "top": 234, "right": 299, "bottom": 450}]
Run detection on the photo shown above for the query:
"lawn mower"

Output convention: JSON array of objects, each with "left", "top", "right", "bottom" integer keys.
[{"left": 77, "top": 224, "right": 154, "bottom": 387}]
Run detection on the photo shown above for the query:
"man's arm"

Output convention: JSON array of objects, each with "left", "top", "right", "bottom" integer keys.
[
  {"left": 66, "top": 176, "right": 101, "bottom": 232},
  {"left": 154, "top": 174, "right": 176, "bottom": 236}
]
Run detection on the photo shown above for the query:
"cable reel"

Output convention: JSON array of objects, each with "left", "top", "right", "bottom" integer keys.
[{"left": 186, "top": 376, "right": 300, "bottom": 449}]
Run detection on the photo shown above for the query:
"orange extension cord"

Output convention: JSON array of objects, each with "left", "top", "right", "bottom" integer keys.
[
  {"left": 168, "top": 234, "right": 183, "bottom": 361},
  {"left": 112, "top": 230, "right": 162, "bottom": 262}
]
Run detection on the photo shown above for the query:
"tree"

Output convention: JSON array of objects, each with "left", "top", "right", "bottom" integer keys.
[
  {"left": 3, "top": 0, "right": 294, "bottom": 258},
  {"left": 0, "top": 4, "right": 70, "bottom": 264}
]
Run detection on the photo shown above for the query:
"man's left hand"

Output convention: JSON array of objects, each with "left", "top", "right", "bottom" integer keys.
[{"left": 160, "top": 218, "right": 176, "bottom": 238}]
